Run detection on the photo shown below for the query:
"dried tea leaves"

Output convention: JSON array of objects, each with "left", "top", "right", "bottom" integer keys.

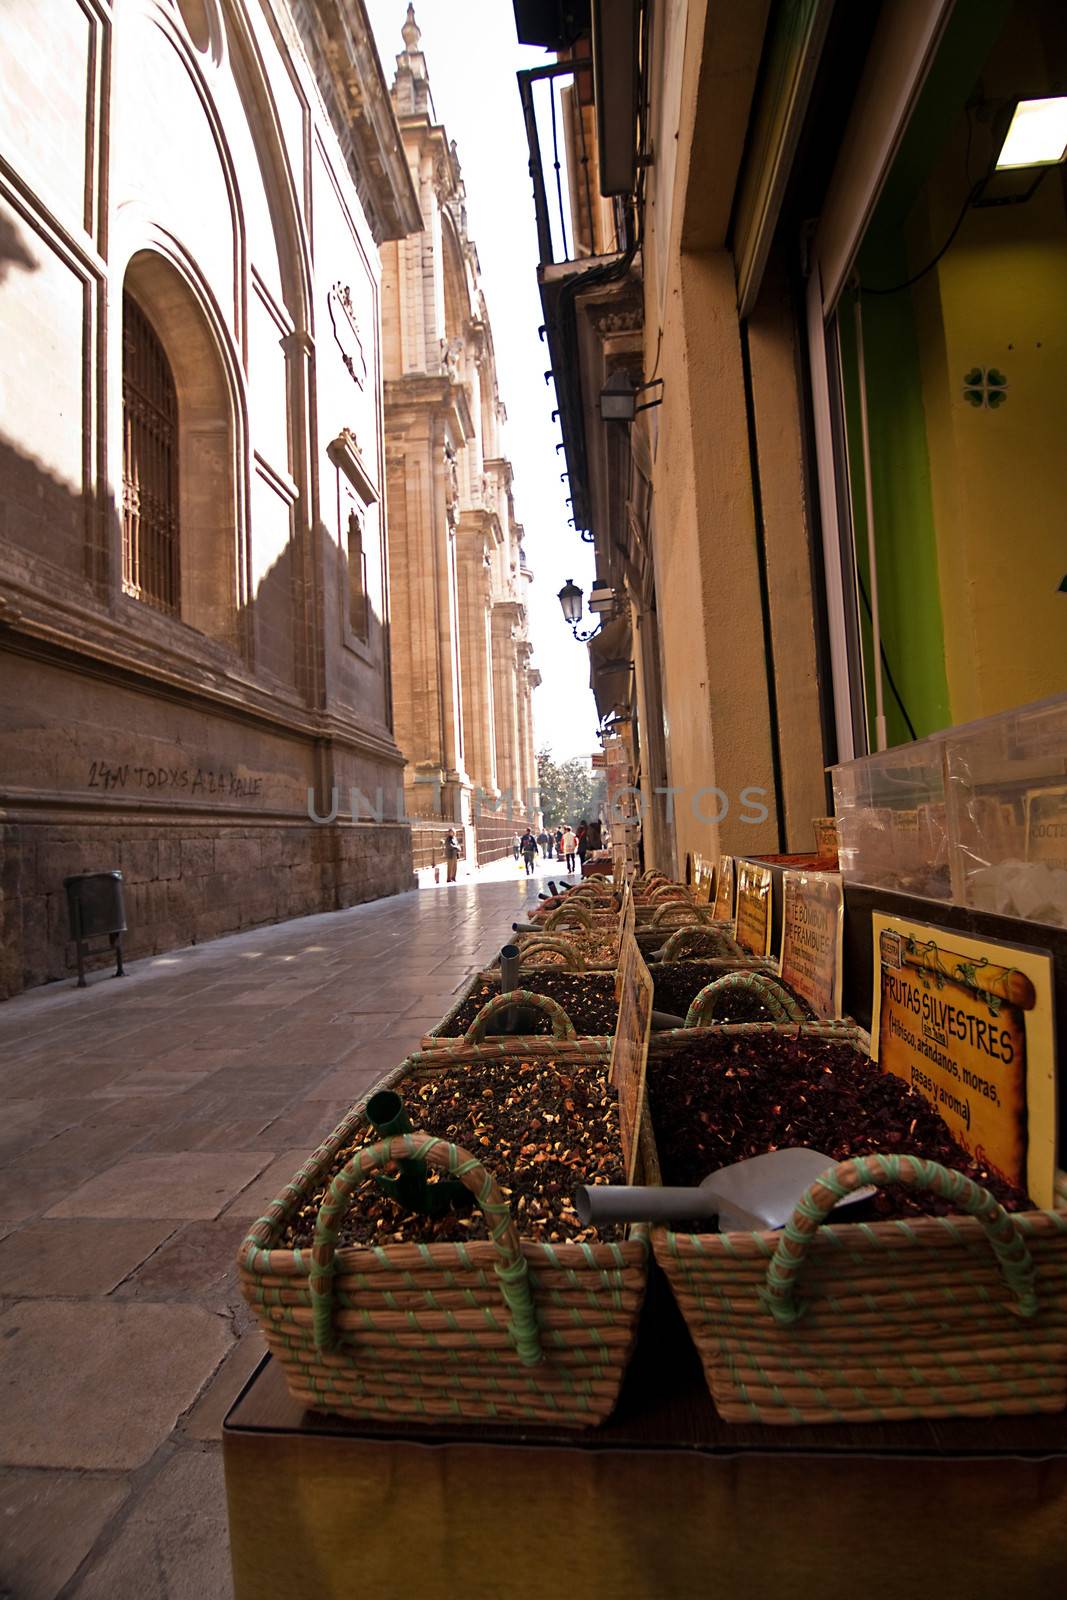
[{"left": 283, "top": 1058, "right": 625, "bottom": 1250}]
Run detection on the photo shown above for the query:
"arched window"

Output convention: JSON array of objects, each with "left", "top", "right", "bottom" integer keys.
[
  {"left": 119, "top": 254, "right": 241, "bottom": 648},
  {"left": 122, "top": 292, "right": 180, "bottom": 615}
]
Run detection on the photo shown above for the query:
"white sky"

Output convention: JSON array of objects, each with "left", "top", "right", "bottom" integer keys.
[{"left": 364, "top": 0, "right": 601, "bottom": 763}]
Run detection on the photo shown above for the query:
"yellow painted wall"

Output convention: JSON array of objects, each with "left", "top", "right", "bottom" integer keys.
[{"left": 914, "top": 181, "right": 1067, "bottom": 721}]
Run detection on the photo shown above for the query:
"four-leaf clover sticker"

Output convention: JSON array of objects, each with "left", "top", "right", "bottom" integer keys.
[{"left": 963, "top": 367, "right": 1008, "bottom": 408}]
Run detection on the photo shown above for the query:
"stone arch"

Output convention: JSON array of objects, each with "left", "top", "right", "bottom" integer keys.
[{"left": 122, "top": 245, "right": 248, "bottom": 648}]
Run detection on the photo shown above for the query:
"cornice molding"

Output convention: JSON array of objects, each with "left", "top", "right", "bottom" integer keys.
[{"left": 287, "top": 0, "right": 421, "bottom": 243}]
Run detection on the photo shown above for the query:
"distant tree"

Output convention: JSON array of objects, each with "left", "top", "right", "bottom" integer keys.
[{"left": 536, "top": 747, "right": 606, "bottom": 829}]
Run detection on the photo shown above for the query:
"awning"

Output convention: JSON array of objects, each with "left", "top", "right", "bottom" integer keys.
[{"left": 588, "top": 614, "right": 632, "bottom": 722}]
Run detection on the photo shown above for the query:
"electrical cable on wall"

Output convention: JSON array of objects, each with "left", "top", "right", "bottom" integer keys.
[
  {"left": 856, "top": 571, "right": 918, "bottom": 740},
  {"left": 863, "top": 108, "right": 978, "bottom": 296}
]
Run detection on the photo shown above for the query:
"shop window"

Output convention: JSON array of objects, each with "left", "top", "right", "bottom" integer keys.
[{"left": 122, "top": 293, "right": 180, "bottom": 615}]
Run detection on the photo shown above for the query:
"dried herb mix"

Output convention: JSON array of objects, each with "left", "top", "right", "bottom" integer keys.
[{"left": 283, "top": 1059, "right": 625, "bottom": 1250}]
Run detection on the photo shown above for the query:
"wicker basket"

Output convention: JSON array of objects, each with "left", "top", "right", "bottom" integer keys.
[
  {"left": 237, "top": 1044, "right": 648, "bottom": 1429},
  {"left": 644, "top": 1027, "right": 1067, "bottom": 1425}
]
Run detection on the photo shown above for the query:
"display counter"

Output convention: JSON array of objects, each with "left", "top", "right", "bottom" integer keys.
[{"left": 224, "top": 1275, "right": 1067, "bottom": 1599}]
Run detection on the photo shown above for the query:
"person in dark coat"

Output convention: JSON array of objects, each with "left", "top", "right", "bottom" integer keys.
[{"left": 520, "top": 830, "right": 538, "bottom": 875}]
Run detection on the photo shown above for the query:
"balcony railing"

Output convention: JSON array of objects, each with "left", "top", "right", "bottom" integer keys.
[{"left": 517, "top": 58, "right": 631, "bottom": 270}]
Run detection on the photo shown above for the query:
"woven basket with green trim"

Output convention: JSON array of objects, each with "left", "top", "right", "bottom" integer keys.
[
  {"left": 237, "top": 1044, "right": 649, "bottom": 1429},
  {"left": 644, "top": 1030, "right": 1067, "bottom": 1425}
]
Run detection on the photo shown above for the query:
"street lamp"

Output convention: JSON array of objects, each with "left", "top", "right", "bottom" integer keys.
[{"left": 557, "top": 578, "right": 605, "bottom": 643}]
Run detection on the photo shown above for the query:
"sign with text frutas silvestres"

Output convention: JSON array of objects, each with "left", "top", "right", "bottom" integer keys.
[
  {"left": 610, "top": 927, "right": 654, "bottom": 1185},
  {"left": 870, "top": 914, "right": 1057, "bottom": 1210}
]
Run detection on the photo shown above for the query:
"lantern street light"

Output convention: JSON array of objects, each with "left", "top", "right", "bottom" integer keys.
[{"left": 557, "top": 578, "right": 604, "bottom": 643}]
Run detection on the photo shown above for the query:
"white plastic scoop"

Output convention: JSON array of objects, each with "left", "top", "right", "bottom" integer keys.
[{"left": 575, "top": 1148, "right": 875, "bottom": 1233}]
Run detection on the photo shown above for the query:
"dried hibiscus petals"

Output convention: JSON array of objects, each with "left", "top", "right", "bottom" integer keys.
[{"left": 646, "top": 1033, "right": 1030, "bottom": 1221}]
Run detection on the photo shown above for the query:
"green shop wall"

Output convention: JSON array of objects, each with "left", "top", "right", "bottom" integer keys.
[{"left": 837, "top": 276, "right": 952, "bottom": 748}]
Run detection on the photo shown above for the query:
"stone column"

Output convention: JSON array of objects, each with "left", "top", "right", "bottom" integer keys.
[
  {"left": 456, "top": 513, "right": 497, "bottom": 802},
  {"left": 491, "top": 603, "right": 521, "bottom": 815},
  {"left": 383, "top": 398, "right": 471, "bottom": 824}
]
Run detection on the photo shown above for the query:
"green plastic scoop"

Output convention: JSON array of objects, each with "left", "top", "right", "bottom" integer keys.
[{"left": 365, "top": 1089, "right": 473, "bottom": 1219}]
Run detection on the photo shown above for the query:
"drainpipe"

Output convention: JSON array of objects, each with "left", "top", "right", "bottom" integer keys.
[{"left": 852, "top": 291, "right": 888, "bottom": 752}]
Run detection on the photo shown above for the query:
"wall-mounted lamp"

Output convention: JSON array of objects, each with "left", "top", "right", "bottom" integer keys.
[
  {"left": 976, "top": 95, "right": 1067, "bottom": 206},
  {"left": 997, "top": 96, "right": 1067, "bottom": 169},
  {"left": 599, "top": 373, "right": 665, "bottom": 423},
  {"left": 557, "top": 578, "right": 606, "bottom": 642}
]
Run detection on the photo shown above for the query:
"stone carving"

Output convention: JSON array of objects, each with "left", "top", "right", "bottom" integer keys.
[
  {"left": 327, "top": 283, "right": 367, "bottom": 389},
  {"left": 444, "top": 440, "right": 459, "bottom": 529},
  {"left": 444, "top": 336, "right": 464, "bottom": 384}
]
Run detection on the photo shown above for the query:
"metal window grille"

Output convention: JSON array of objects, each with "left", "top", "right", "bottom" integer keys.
[{"left": 122, "top": 292, "right": 180, "bottom": 614}]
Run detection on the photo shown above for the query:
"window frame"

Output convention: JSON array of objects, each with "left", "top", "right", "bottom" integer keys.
[{"left": 327, "top": 430, "right": 380, "bottom": 665}]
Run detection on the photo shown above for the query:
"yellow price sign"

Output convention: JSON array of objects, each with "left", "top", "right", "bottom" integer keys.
[{"left": 871, "top": 914, "right": 1056, "bottom": 1208}]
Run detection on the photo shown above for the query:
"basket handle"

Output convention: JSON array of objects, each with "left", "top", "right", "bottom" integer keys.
[
  {"left": 518, "top": 936, "right": 586, "bottom": 970},
  {"left": 464, "top": 990, "right": 579, "bottom": 1043},
  {"left": 544, "top": 903, "right": 593, "bottom": 931},
  {"left": 685, "top": 972, "right": 805, "bottom": 1027},
  {"left": 309, "top": 1130, "right": 543, "bottom": 1364},
  {"left": 760, "top": 1153, "right": 1039, "bottom": 1327},
  {"left": 658, "top": 926, "right": 731, "bottom": 963},
  {"left": 651, "top": 900, "right": 715, "bottom": 927}
]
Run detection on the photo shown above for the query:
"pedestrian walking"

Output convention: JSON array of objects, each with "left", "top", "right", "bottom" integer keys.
[
  {"left": 554, "top": 827, "right": 564, "bottom": 859},
  {"left": 520, "top": 829, "right": 538, "bottom": 875},
  {"left": 576, "top": 820, "right": 589, "bottom": 866},
  {"left": 512, "top": 832, "right": 522, "bottom": 860},
  {"left": 538, "top": 828, "right": 550, "bottom": 858},
  {"left": 442, "top": 827, "right": 461, "bottom": 884},
  {"left": 561, "top": 825, "right": 578, "bottom": 874}
]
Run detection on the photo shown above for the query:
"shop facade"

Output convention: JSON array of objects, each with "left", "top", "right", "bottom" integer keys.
[{"left": 517, "top": 0, "right": 1065, "bottom": 888}]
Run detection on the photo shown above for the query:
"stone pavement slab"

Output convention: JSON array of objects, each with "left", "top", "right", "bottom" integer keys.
[
  {"left": 0, "top": 1218, "right": 175, "bottom": 1296},
  {"left": 0, "top": 1300, "right": 233, "bottom": 1468},
  {"left": 0, "top": 872, "right": 542, "bottom": 1591},
  {"left": 117, "top": 1218, "right": 253, "bottom": 1299},
  {"left": 181, "top": 1331, "right": 267, "bottom": 1443},
  {"left": 0, "top": 1470, "right": 130, "bottom": 1600},
  {"left": 221, "top": 1149, "right": 317, "bottom": 1220},
  {"left": 46, "top": 1152, "right": 272, "bottom": 1220},
  {"left": 68, "top": 1448, "right": 233, "bottom": 1600}
]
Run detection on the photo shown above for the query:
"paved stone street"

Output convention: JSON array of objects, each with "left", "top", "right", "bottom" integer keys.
[{"left": 0, "top": 862, "right": 554, "bottom": 1598}]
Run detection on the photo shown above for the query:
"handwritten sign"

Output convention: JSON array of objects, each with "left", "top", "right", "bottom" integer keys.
[
  {"left": 780, "top": 871, "right": 844, "bottom": 1018},
  {"left": 871, "top": 914, "right": 1056, "bottom": 1209},
  {"left": 734, "top": 860, "right": 773, "bottom": 958},
  {"left": 1026, "top": 786, "right": 1067, "bottom": 872},
  {"left": 812, "top": 816, "right": 839, "bottom": 866},
  {"left": 712, "top": 854, "right": 735, "bottom": 921},
  {"left": 610, "top": 930, "right": 654, "bottom": 1183}
]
